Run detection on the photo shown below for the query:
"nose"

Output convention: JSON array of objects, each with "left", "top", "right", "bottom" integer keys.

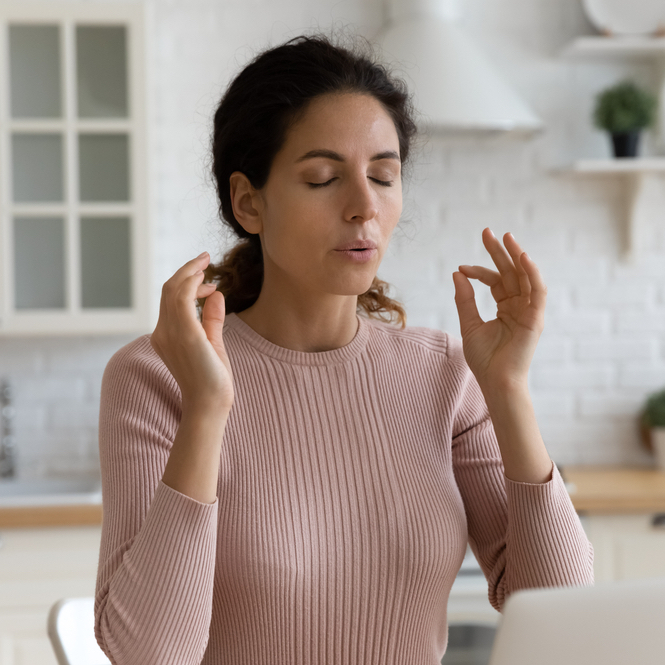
[{"left": 343, "top": 174, "right": 379, "bottom": 222}]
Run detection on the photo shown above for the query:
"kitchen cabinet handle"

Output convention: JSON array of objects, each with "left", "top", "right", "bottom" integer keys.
[{"left": 651, "top": 514, "right": 665, "bottom": 529}]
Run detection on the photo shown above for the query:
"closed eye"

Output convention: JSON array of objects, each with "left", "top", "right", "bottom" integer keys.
[
  {"left": 370, "top": 178, "right": 393, "bottom": 187},
  {"left": 307, "top": 178, "right": 337, "bottom": 188},
  {"left": 307, "top": 177, "right": 393, "bottom": 188}
]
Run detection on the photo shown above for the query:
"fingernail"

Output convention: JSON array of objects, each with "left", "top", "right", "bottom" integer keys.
[
  {"left": 488, "top": 228, "right": 495, "bottom": 237},
  {"left": 197, "top": 251, "right": 208, "bottom": 258}
]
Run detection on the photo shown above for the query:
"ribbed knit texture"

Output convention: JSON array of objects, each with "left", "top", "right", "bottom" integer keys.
[{"left": 94, "top": 312, "right": 594, "bottom": 665}]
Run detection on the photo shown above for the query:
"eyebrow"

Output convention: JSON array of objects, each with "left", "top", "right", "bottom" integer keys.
[{"left": 295, "top": 149, "right": 400, "bottom": 163}]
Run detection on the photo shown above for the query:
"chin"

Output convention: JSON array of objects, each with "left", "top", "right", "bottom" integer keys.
[{"left": 329, "top": 276, "right": 377, "bottom": 296}]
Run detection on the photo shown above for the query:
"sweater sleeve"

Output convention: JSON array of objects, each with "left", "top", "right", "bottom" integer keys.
[
  {"left": 447, "top": 335, "right": 594, "bottom": 613},
  {"left": 94, "top": 335, "right": 219, "bottom": 665}
]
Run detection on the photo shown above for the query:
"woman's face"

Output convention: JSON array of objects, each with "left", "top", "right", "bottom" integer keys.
[{"left": 250, "top": 92, "right": 403, "bottom": 300}]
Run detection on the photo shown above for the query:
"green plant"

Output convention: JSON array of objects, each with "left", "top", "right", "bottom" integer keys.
[
  {"left": 592, "top": 80, "right": 658, "bottom": 134},
  {"left": 641, "top": 388, "right": 665, "bottom": 429}
]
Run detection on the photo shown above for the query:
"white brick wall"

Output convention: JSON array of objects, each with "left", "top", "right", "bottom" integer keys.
[
  {"left": 1, "top": 0, "right": 664, "bottom": 476},
  {"left": 0, "top": 337, "right": 132, "bottom": 476}
]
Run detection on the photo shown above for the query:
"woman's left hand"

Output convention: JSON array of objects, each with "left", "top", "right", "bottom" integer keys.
[{"left": 452, "top": 228, "right": 547, "bottom": 394}]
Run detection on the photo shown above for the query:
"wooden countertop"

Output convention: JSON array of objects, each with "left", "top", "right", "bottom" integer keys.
[
  {"left": 0, "top": 503, "right": 102, "bottom": 528},
  {"left": 1, "top": 465, "right": 664, "bottom": 527},
  {"left": 562, "top": 465, "right": 665, "bottom": 514}
]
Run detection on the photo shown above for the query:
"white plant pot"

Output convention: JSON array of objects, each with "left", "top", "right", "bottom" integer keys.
[{"left": 652, "top": 427, "right": 665, "bottom": 471}]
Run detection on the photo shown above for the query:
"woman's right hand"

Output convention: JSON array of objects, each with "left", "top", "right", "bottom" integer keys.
[{"left": 149, "top": 251, "right": 235, "bottom": 413}]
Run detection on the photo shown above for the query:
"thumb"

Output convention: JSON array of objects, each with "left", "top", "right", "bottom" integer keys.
[
  {"left": 452, "top": 271, "right": 484, "bottom": 337},
  {"left": 201, "top": 290, "right": 227, "bottom": 356}
]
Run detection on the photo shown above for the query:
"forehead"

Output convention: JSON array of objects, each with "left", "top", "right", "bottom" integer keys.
[{"left": 280, "top": 92, "right": 400, "bottom": 160}]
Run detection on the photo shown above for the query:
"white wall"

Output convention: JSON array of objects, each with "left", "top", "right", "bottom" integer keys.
[{"left": 1, "top": 0, "right": 663, "bottom": 477}]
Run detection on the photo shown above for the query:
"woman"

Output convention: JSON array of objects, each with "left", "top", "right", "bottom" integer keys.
[{"left": 94, "top": 34, "right": 593, "bottom": 665}]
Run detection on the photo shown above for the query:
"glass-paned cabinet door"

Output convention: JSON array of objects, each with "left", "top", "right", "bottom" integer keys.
[{"left": 0, "top": 3, "right": 149, "bottom": 335}]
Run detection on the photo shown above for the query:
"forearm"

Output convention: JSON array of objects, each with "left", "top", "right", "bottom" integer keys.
[
  {"left": 96, "top": 360, "right": 222, "bottom": 664},
  {"left": 162, "top": 401, "right": 231, "bottom": 504},
  {"left": 482, "top": 384, "right": 553, "bottom": 484}
]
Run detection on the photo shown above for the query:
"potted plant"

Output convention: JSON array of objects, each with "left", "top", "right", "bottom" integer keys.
[
  {"left": 592, "top": 79, "right": 658, "bottom": 158},
  {"left": 640, "top": 388, "right": 665, "bottom": 470}
]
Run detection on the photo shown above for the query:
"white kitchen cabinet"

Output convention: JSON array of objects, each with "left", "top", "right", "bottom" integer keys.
[
  {"left": 0, "top": 2, "right": 151, "bottom": 336},
  {"left": 579, "top": 512, "right": 665, "bottom": 583},
  {"left": 0, "top": 525, "right": 102, "bottom": 665}
]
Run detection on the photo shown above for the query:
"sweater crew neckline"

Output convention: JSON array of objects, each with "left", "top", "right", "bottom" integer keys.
[{"left": 224, "top": 311, "right": 370, "bottom": 366}]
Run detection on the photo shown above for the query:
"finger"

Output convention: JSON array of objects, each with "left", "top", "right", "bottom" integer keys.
[
  {"left": 168, "top": 252, "right": 211, "bottom": 290},
  {"left": 453, "top": 271, "right": 484, "bottom": 337},
  {"left": 502, "top": 232, "right": 531, "bottom": 298},
  {"left": 459, "top": 264, "right": 510, "bottom": 302},
  {"left": 458, "top": 265, "right": 501, "bottom": 287},
  {"left": 520, "top": 252, "right": 547, "bottom": 318},
  {"left": 197, "top": 282, "right": 217, "bottom": 295},
  {"left": 481, "top": 228, "right": 520, "bottom": 296},
  {"left": 160, "top": 252, "right": 211, "bottom": 319},
  {"left": 458, "top": 263, "right": 510, "bottom": 297},
  {"left": 181, "top": 251, "right": 210, "bottom": 273},
  {"left": 174, "top": 271, "right": 210, "bottom": 329},
  {"left": 201, "top": 290, "right": 227, "bottom": 355},
  {"left": 195, "top": 282, "right": 219, "bottom": 318}
]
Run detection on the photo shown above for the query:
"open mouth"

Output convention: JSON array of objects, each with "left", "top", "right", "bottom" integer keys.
[{"left": 335, "top": 247, "right": 377, "bottom": 259}]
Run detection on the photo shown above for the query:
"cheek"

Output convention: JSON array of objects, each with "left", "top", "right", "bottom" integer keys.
[
  {"left": 381, "top": 188, "right": 403, "bottom": 226},
  {"left": 262, "top": 191, "right": 327, "bottom": 258}
]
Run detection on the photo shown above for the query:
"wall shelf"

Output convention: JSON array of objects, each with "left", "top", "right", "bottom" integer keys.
[
  {"left": 559, "top": 37, "right": 665, "bottom": 261},
  {"left": 570, "top": 157, "right": 665, "bottom": 172},
  {"left": 555, "top": 159, "right": 665, "bottom": 261},
  {"left": 561, "top": 35, "right": 665, "bottom": 146},
  {"left": 561, "top": 36, "right": 665, "bottom": 59}
]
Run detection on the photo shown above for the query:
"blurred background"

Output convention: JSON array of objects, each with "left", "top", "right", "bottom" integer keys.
[
  {"left": 2, "top": 0, "right": 665, "bottom": 663},
  {"left": 2, "top": 0, "right": 665, "bottom": 477}
]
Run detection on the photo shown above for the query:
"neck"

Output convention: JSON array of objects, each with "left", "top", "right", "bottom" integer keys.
[{"left": 234, "top": 293, "right": 360, "bottom": 353}]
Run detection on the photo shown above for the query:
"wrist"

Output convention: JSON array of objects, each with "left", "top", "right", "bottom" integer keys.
[
  {"left": 181, "top": 395, "right": 232, "bottom": 421},
  {"left": 478, "top": 376, "right": 530, "bottom": 405}
]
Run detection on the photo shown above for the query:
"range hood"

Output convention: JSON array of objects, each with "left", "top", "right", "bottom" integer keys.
[{"left": 376, "top": 0, "right": 544, "bottom": 134}]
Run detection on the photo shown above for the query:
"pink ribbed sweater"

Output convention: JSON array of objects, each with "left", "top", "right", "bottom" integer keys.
[{"left": 94, "top": 311, "right": 594, "bottom": 665}]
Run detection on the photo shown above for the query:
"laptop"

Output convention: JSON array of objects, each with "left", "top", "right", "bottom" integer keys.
[{"left": 488, "top": 576, "right": 665, "bottom": 665}]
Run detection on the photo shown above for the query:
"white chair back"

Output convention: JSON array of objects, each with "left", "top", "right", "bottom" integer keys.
[{"left": 47, "top": 597, "right": 111, "bottom": 665}]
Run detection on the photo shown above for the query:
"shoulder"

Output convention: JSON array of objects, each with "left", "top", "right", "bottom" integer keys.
[
  {"left": 101, "top": 334, "right": 181, "bottom": 411},
  {"left": 99, "top": 335, "right": 183, "bottom": 462},
  {"left": 364, "top": 317, "right": 474, "bottom": 395},
  {"left": 364, "top": 315, "right": 465, "bottom": 364},
  {"left": 104, "top": 333, "right": 172, "bottom": 380}
]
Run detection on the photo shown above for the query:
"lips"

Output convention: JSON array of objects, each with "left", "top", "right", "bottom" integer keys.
[{"left": 335, "top": 239, "right": 378, "bottom": 251}]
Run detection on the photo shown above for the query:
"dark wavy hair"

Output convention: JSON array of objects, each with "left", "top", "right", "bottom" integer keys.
[{"left": 198, "top": 33, "right": 418, "bottom": 328}]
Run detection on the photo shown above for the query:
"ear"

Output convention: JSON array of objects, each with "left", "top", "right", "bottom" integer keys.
[{"left": 229, "top": 171, "right": 264, "bottom": 234}]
